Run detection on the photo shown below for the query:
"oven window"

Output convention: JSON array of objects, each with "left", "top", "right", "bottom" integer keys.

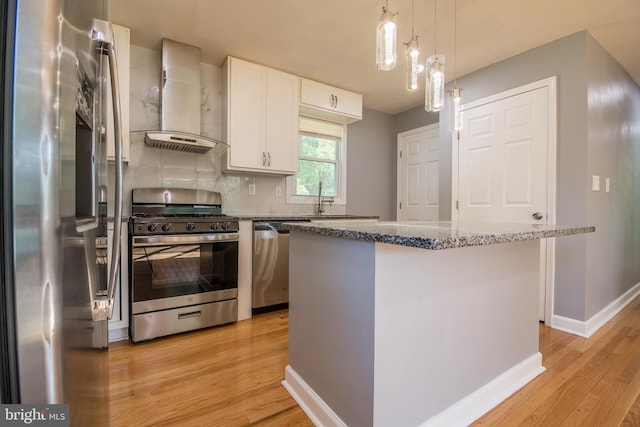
[{"left": 132, "top": 241, "right": 238, "bottom": 302}]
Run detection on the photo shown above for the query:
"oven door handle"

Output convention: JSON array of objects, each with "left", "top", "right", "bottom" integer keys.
[{"left": 133, "top": 232, "right": 239, "bottom": 247}]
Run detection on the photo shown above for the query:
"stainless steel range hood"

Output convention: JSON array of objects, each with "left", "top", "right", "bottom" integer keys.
[{"left": 144, "top": 39, "right": 227, "bottom": 154}]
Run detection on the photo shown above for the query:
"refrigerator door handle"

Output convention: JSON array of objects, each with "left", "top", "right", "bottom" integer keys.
[{"left": 91, "top": 20, "right": 123, "bottom": 321}]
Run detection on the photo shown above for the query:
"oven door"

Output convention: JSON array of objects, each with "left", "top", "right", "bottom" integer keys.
[{"left": 131, "top": 233, "right": 238, "bottom": 314}]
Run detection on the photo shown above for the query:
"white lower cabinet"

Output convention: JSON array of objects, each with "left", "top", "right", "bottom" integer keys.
[
  {"left": 299, "top": 78, "right": 362, "bottom": 124},
  {"left": 108, "top": 221, "right": 129, "bottom": 342},
  {"left": 237, "top": 220, "right": 253, "bottom": 321},
  {"left": 222, "top": 56, "right": 299, "bottom": 175}
]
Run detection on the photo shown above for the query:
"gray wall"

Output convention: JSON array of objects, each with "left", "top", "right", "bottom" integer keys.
[
  {"left": 391, "top": 31, "right": 640, "bottom": 322},
  {"left": 395, "top": 104, "right": 439, "bottom": 134},
  {"left": 444, "top": 31, "right": 590, "bottom": 320},
  {"left": 585, "top": 35, "right": 640, "bottom": 318},
  {"left": 345, "top": 105, "right": 437, "bottom": 221},
  {"left": 346, "top": 108, "right": 397, "bottom": 220}
]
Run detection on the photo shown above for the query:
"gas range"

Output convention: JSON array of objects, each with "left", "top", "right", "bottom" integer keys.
[
  {"left": 130, "top": 188, "right": 238, "bottom": 236},
  {"left": 128, "top": 188, "right": 239, "bottom": 342}
]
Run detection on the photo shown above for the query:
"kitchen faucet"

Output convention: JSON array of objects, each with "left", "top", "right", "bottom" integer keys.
[{"left": 316, "top": 181, "right": 334, "bottom": 215}]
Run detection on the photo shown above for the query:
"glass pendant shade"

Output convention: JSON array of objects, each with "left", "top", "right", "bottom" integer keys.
[
  {"left": 425, "top": 54, "right": 445, "bottom": 112},
  {"left": 376, "top": 6, "right": 397, "bottom": 71},
  {"left": 405, "top": 37, "right": 421, "bottom": 91},
  {"left": 450, "top": 86, "right": 463, "bottom": 132}
]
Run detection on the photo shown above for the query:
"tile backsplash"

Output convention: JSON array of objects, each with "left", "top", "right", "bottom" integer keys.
[{"left": 116, "top": 45, "right": 345, "bottom": 217}]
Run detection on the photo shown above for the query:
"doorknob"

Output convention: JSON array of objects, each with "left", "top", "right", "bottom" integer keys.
[{"left": 532, "top": 212, "right": 544, "bottom": 220}]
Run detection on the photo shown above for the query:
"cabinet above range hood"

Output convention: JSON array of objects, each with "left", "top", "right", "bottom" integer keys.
[{"left": 143, "top": 39, "right": 227, "bottom": 155}]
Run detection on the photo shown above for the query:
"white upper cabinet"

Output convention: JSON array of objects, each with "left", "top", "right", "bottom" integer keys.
[
  {"left": 106, "top": 24, "right": 130, "bottom": 162},
  {"left": 222, "top": 57, "right": 299, "bottom": 175},
  {"left": 299, "top": 78, "right": 362, "bottom": 124}
]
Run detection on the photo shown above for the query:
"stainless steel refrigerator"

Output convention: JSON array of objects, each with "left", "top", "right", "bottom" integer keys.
[{"left": 0, "top": 0, "right": 123, "bottom": 424}]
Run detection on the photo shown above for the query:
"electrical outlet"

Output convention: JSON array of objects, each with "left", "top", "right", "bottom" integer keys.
[
  {"left": 606, "top": 177, "right": 610, "bottom": 193},
  {"left": 592, "top": 175, "right": 600, "bottom": 192},
  {"left": 275, "top": 185, "right": 282, "bottom": 197},
  {"left": 248, "top": 184, "right": 256, "bottom": 195}
]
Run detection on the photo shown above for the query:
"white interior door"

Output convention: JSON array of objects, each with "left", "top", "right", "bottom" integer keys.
[
  {"left": 458, "top": 87, "right": 548, "bottom": 223},
  {"left": 397, "top": 124, "right": 440, "bottom": 221},
  {"left": 454, "top": 80, "right": 556, "bottom": 322}
]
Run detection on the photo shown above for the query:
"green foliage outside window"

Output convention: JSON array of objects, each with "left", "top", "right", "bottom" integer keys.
[{"left": 295, "top": 135, "right": 338, "bottom": 197}]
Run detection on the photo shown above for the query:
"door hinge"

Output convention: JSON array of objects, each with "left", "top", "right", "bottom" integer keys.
[
  {"left": 456, "top": 200, "right": 459, "bottom": 210},
  {"left": 399, "top": 150, "right": 403, "bottom": 158},
  {"left": 399, "top": 202, "right": 402, "bottom": 210}
]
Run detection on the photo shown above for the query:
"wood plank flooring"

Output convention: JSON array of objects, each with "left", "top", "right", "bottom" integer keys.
[
  {"left": 107, "top": 311, "right": 311, "bottom": 426},
  {"left": 108, "top": 297, "right": 640, "bottom": 426}
]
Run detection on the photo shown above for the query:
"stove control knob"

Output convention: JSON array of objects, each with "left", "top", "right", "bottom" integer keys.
[
  {"left": 210, "top": 223, "right": 219, "bottom": 231},
  {"left": 186, "top": 223, "right": 196, "bottom": 232},
  {"left": 221, "top": 222, "right": 230, "bottom": 231},
  {"left": 147, "top": 223, "right": 157, "bottom": 232},
  {"left": 161, "top": 223, "right": 171, "bottom": 232}
]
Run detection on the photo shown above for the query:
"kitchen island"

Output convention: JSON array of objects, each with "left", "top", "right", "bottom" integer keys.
[{"left": 280, "top": 221, "right": 595, "bottom": 427}]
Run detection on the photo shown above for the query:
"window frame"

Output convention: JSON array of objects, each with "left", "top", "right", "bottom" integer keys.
[{"left": 286, "top": 118, "right": 347, "bottom": 207}]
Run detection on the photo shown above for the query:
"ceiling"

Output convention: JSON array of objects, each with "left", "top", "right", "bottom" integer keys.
[{"left": 109, "top": 0, "right": 640, "bottom": 115}]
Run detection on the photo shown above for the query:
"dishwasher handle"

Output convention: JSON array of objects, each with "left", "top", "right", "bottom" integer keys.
[
  {"left": 253, "top": 220, "right": 309, "bottom": 233},
  {"left": 254, "top": 223, "right": 278, "bottom": 232}
]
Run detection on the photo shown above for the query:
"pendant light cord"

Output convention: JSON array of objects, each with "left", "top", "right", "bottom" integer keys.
[
  {"left": 453, "top": 0, "right": 457, "bottom": 87},
  {"left": 411, "top": 0, "right": 415, "bottom": 38},
  {"left": 434, "top": 0, "right": 437, "bottom": 55}
]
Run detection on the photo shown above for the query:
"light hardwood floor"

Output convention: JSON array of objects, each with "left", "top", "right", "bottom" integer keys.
[{"left": 108, "top": 297, "right": 640, "bottom": 426}]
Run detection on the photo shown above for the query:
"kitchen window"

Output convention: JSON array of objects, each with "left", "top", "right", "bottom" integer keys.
[{"left": 286, "top": 117, "right": 346, "bottom": 205}]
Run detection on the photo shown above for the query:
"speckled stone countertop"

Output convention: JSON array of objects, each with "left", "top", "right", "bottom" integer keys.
[
  {"left": 281, "top": 220, "right": 596, "bottom": 250},
  {"left": 232, "top": 214, "right": 379, "bottom": 221}
]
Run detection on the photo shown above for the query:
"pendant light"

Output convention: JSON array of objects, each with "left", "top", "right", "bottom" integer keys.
[
  {"left": 449, "top": 0, "right": 463, "bottom": 132},
  {"left": 404, "top": 0, "right": 423, "bottom": 91},
  {"left": 425, "top": 54, "right": 445, "bottom": 111},
  {"left": 425, "top": 0, "right": 445, "bottom": 112},
  {"left": 376, "top": 0, "right": 397, "bottom": 71},
  {"left": 450, "top": 87, "right": 462, "bottom": 132}
]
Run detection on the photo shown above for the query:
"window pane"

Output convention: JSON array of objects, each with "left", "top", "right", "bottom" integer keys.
[
  {"left": 300, "top": 135, "right": 337, "bottom": 161},
  {"left": 295, "top": 160, "right": 337, "bottom": 196}
]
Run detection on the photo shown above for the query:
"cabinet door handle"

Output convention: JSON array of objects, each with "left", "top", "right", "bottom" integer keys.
[
  {"left": 267, "top": 152, "right": 271, "bottom": 167},
  {"left": 330, "top": 94, "right": 335, "bottom": 108},
  {"left": 262, "top": 152, "right": 266, "bottom": 166},
  {"left": 335, "top": 95, "right": 338, "bottom": 108}
]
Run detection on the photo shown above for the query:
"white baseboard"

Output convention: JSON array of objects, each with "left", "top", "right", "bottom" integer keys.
[
  {"left": 282, "top": 365, "right": 347, "bottom": 427},
  {"left": 551, "top": 282, "right": 640, "bottom": 338},
  {"left": 283, "top": 354, "right": 544, "bottom": 427},
  {"left": 420, "top": 353, "right": 545, "bottom": 427},
  {"left": 108, "top": 327, "right": 129, "bottom": 343}
]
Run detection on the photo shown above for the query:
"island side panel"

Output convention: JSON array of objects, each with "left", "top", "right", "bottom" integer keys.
[
  {"left": 373, "top": 240, "right": 541, "bottom": 426},
  {"left": 288, "top": 231, "right": 376, "bottom": 427}
]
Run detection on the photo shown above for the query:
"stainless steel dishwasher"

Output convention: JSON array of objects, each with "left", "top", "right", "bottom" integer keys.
[{"left": 252, "top": 221, "right": 307, "bottom": 314}]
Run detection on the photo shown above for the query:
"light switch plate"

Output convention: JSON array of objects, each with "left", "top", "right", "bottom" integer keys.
[
  {"left": 606, "top": 178, "right": 610, "bottom": 193},
  {"left": 248, "top": 184, "right": 256, "bottom": 195},
  {"left": 592, "top": 175, "right": 600, "bottom": 191}
]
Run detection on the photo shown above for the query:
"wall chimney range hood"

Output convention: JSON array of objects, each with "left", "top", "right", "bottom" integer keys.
[{"left": 144, "top": 39, "right": 227, "bottom": 154}]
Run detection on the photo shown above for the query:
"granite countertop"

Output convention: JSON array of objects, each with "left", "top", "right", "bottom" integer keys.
[
  {"left": 232, "top": 214, "right": 379, "bottom": 221},
  {"left": 281, "top": 220, "right": 596, "bottom": 250}
]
